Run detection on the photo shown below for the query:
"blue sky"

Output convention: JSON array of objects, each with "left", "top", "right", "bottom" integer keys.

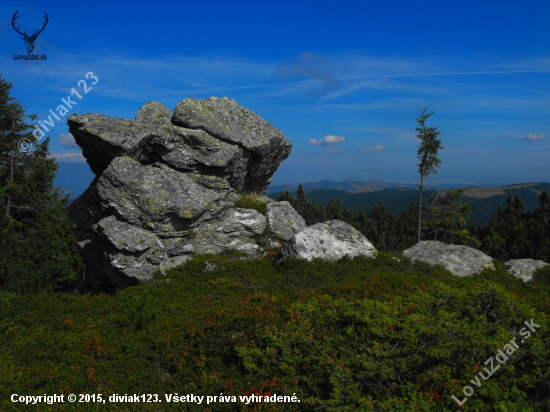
[{"left": 1, "top": 0, "right": 549, "bottom": 196}]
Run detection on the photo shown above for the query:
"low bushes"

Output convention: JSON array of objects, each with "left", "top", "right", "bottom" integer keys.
[{"left": 0, "top": 253, "right": 549, "bottom": 411}]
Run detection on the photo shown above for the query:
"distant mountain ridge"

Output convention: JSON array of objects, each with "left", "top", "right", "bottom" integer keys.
[
  {"left": 267, "top": 180, "right": 483, "bottom": 194},
  {"left": 266, "top": 181, "right": 550, "bottom": 227}
]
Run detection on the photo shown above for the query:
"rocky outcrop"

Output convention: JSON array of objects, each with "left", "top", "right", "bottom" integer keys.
[
  {"left": 67, "top": 97, "right": 293, "bottom": 292},
  {"left": 277, "top": 220, "right": 377, "bottom": 261},
  {"left": 402, "top": 241, "right": 495, "bottom": 277},
  {"left": 504, "top": 259, "right": 550, "bottom": 282}
]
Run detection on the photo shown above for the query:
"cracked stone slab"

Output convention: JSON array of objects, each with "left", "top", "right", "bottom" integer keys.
[
  {"left": 96, "top": 156, "right": 237, "bottom": 236},
  {"left": 95, "top": 215, "right": 165, "bottom": 252},
  {"left": 172, "top": 96, "right": 292, "bottom": 192}
]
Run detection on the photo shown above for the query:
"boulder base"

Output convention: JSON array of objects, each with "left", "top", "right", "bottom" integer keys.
[
  {"left": 504, "top": 259, "right": 550, "bottom": 282},
  {"left": 403, "top": 240, "right": 494, "bottom": 277},
  {"left": 278, "top": 220, "right": 377, "bottom": 261}
]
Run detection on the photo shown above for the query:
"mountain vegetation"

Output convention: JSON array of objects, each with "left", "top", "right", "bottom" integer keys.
[{"left": 1, "top": 252, "right": 549, "bottom": 411}]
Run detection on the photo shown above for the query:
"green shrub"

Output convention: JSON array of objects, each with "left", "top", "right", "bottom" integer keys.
[
  {"left": 219, "top": 248, "right": 249, "bottom": 258},
  {"left": 117, "top": 289, "right": 156, "bottom": 331},
  {"left": 531, "top": 264, "right": 550, "bottom": 292}
]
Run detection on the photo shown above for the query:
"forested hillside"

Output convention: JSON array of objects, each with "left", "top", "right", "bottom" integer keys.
[{"left": 269, "top": 182, "right": 550, "bottom": 227}]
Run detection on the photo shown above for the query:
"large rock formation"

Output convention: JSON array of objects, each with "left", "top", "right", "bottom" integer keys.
[
  {"left": 69, "top": 97, "right": 292, "bottom": 193},
  {"left": 67, "top": 97, "right": 293, "bottom": 292}
]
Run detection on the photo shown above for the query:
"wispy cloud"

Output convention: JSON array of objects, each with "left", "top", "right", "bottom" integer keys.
[
  {"left": 58, "top": 133, "right": 79, "bottom": 149},
  {"left": 0, "top": 53, "right": 278, "bottom": 103},
  {"left": 360, "top": 145, "right": 386, "bottom": 153},
  {"left": 523, "top": 133, "right": 545, "bottom": 142},
  {"left": 3, "top": 51, "right": 548, "bottom": 110},
  {"left": 308, "top": 135, "right": 346, "bottom": 146},
  {"left": 51, "top": 152, "right": 86, "bottom": 162},
  {"left": 275, "top": 52, "right": 341, "bottom": 97}
]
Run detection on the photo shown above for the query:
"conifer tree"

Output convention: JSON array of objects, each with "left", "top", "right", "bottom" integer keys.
[
  {"left": 423, "top": 188, "right": 479, "bottom": 247},
  {"left": 278, "top": 190, "right": 292, "bottom": 202},
  {"left": 538, "top": 191, "right": 550, "bottom": 225},
  {"left": 295, "top": 184, "right": 307, "bottom": 210},
  {"left": 479, "top": 195, "right": 529, "bottom": 261},
  {"left": 398, "top": 203, "right": 420, "bottom": 251},
  {"left": 0, "top": 74, "right": 83, "bottom": 293},
  {"left": 369, "top": 202, "right": 397, "bottom": 251},
  {"left": 415, "top": 108, "right": 443, "bottom": 243}
]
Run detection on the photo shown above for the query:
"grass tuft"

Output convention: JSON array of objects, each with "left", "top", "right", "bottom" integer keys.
[{"left": 234, "top": 191, "right": 267, "bottom": 214}]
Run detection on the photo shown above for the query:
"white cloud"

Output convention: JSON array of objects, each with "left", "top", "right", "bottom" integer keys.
[
  {"left": 360, "top": 145, "right": 386, "bottom": 153},
  {"left": 50, "top": 152, "right": 86, "bottom": 162},
  {"left": 308, "top": 135, "right": 346, "bottom": 146},
  {"left": 523, "top": 133, "right": 545, "bottom": 142},
  {"left": 58, "top": 133, "right": 79, "bottom": 149}
]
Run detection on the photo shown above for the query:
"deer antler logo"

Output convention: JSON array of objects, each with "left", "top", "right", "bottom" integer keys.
[{"left": 11, "top": 11, "right": 49, "bottom": 53}]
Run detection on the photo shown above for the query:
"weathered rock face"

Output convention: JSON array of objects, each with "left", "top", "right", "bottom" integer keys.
[
  {"left": 403, "top": 241, "right": 495, "bottom": 277},
  {"left": 504, "top": 259, "right": 550, "bottom": 282},
  {"left": 68, "top": 97, "right": 292, "bottom": 193},
  {"left": 173, "top": 97, "right": 292, "bottom": 193},
  {"left": 277, "top": 220, "right": 377, "bottom": 261},
  {"left": 67, "top": 97, "right": 293, "bottom": 292}
]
